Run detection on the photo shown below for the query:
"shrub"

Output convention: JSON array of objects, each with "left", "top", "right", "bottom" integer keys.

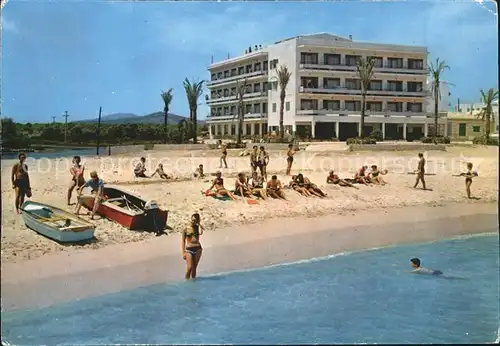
[
  {"left": 420, "top": 136, "right": 450, "bottom": 144},
  {"left": 472, "top": 135, "right": 499, "bottom": 146},
  {"left": 369, "top": 129, "right": 383, "bottom": 141},
  {"left": 346, "top": 137, "right": 377, "bottom": 145}
]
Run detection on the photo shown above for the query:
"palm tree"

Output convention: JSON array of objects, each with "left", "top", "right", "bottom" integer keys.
[
  {"left": 276, "top": 65, "right": 292, "bottom": 141},
  {"left": 233, "top": 78, "right": 248, "bottom": 145},
  {"left": 183, "top": 78, "right": 205, "bottom": 143},
  {"left": 477, "top": 88, "right": 499, "bottom": 141},
  {"left": 160, "top": 89, "right": 173, "bottom": 144},
  {"left": 428, "top": 58, "right": 450, "bottom": 140},
  {"left": 356, "top": 57, "right": 375, "bottom": 139}
]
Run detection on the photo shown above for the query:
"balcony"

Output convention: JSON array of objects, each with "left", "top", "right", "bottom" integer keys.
[
  {"left": 299, "top": 85, "right": 429, "bottom": 97},
  {"left": 207, "top": 70, "right": 269, "bottom": 87},
  {"left": 299, "top": 61, "right": 428, "bottom": 74},
  {"left": 296, "top": 108, "right": 426, "bottom": 117},
  {"left": 207, "top": 112, "right": 268, "bottom": 122},
  {"left": 206, "top": 91, "right": 268, "bottom": 105}
]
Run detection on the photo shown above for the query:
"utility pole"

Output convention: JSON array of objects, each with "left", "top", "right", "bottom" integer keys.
[
  {"left": 96, "top": 106, "right": 102, "bottom": 156},
  {"left": 52, "top": 116, "right": 56, "bottom": 123},
  {"left": 63, "top": 111, "right": 70, "bottom": 143}
]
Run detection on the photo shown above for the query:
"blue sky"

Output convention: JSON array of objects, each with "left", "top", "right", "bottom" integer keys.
[{"left": 1, "top": 0, "right": 498, "bottom": 123}]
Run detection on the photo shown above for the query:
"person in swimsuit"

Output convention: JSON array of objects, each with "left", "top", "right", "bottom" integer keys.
[
  {"left": 219, "top": 140, "right": 228, "bottom": 169},
  {"left": 413, "top": 153, "right": 427, "bottom": 190},
  {"left": 289, "top": 175, "right": 311, "bottom": 196},
  {"left": 286, "top": 143, "right": 295, "bottom": 176},
  {"left": 266, "top": 175, "right": 287, "bottom": 200},
  {"left": 67, "top": 155, "right": 85, "bottom": 205},
  {"left": 258, "top": 146, "right": 269, "bottom": 181},
  {"left": 354, "top": 166, "right": 370, "bottom": 186},
  {"left": 248, "top": 171, "right": 268, "bottom": 199},
  {"left": 368, "top": 165, "right": 388, "bottom": 186},
  {"left": 75, "top": 171, "right": 105, "bottom": 220},
  {"left": 459, "top": 162, "right": 478, "bottom": 199},
  {"left": 134, "top": 157, "right": 148, "bottom": 178},
  {"left": 181, "top": 213, "right": 204, "bottom": 280},
  {"left": 151, "top": 163, "right": 171, "bottom": 180},
  {"left": 11, "top": 153, "right": 32, "bottom": 214},
  {"left": 193, "top": 164, "right": 205, "bottom": 179},
  {"left": 249, "top": 145, "right": 259, "bottom": 174},
  {"left": 326, "top": 170, "right": 358, "bottom": 189},
  {"left": 297, "top": 173, "right": 326, "bottom": 197},
  {"left": 234, "top": 172, "right": 253, "bottom": 197},
  {"left": 410, "top": 258, "right": 443, "bottom": 276},
  {"left": 208, "top": 171, "right": 236, "bottom": 200}
]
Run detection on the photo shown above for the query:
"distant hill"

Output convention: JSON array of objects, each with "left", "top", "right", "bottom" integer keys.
[{"left": 79, "top": 112, "right": 205, "bottom": 125}]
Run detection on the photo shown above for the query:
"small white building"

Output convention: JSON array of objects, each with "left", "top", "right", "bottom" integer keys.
[{"left": 456, "top": 100, "right": 499, "bottom": 133}]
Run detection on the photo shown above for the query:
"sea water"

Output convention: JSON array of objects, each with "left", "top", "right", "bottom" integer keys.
[{"left": 2, "top": 234, "right": 498, "bottom": 344}]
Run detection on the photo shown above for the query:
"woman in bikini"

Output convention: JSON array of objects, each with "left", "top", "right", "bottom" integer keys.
[
  {"left": 326, "top": 170, "right": 358, "bottom": 189},
  {"left": 219, "top": 140, "right": 228, "bottom": 169},
  {"left": 297, "top": 173, "right": 326, "bottom": 197},
  {"left": 289, "top": 175, "right": 311, "bottom": 196},
  {"left": 248, "top": 171, "right": 268, "bottom": 199},
  {"left": 286, "top": 144, "right": 295, "bottom": 176},
  {"left": 234, "top": 172, "right": 253, "bottom": 197},
  {"left": 11, "top": 153, "right": 31, "bottom": 214},
  {"left": 208, "top": 171, "right": 236, "bottom": 200},
  {"left": 458, "top": 162, "right": 478, "bottom": 199},
  {"left": 67, "top": 155, "right": 85, "bottom": 205},
  {"left": 368, "top": 165, "right": 388, "bottom": 186},
  {"left": 181, "top": 213, "right": 204, "bottom": 280}
]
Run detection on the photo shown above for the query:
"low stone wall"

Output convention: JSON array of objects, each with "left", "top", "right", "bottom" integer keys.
[
  {"left": 349, "top": 143, "right": 447, "bottom": 151},
  {"left": 153, "top": 144, "right": 210, "bottom": 151},
  {"left": 245, "top": 142, "right": 299, "bottom": 150},
  {"left": 109, "top": 145, "right": 146, "bottom": 155}
]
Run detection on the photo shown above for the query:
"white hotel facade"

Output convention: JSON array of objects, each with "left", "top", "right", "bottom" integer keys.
[{"left": 206, "top": 33, "right": 447, "bottom": 141}]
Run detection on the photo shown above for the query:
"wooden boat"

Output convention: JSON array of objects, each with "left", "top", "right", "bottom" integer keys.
[
  {"left": 77, "top": 185, "right": 168, "bottom": 232},
  {"left": 21, "top": 201, "right": 96, "bottom": 243}
]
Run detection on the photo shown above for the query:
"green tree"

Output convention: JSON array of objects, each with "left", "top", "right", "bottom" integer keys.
[
  {"left": 428, "top": 58, "right": 450, "bottom": 140},
  {"left": 356, "top": 57, "right": 375, "bottom": 139},
  {"left": 276, "top": 65, "right": 292, "bottom": 141},
  {"left": 183, "top": 78, "right": 204, "bottom": 143},
  {"left": 477, "top": 88, "right": 499, "bottom": 141},
  {"left": 161, "top": 88, "right": 173, "bottom": 143}
]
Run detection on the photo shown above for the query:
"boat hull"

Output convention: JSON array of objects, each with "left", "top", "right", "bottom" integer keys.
[
  {"left": 78, "top": 186, "right": 168, "bottom": 231},
  {"left": 21, "top": 201, "right": 95, "bottom": 243}
]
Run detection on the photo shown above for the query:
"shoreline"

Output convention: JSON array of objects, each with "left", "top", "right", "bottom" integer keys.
[{"left": 2, "top": 202, "right": 497, "bottom": 312}]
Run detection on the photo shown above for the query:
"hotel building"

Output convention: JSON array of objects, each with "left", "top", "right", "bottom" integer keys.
[{"left": 206, "top": 33, "right": 447, "bottom": 141}]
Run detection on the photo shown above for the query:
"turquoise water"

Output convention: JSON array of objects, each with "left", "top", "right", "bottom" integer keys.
[
  {"left": 2, "top": 148, "right": 98, "bottom": 160},
  {"left": 2, "top": 234, "right": 498, "bottom": 344}
]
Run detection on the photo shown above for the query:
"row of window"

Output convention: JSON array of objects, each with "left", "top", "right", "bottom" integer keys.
[
  {"left": 211, "top": 103, "right": 268, "bottom": 116},
  {"left": 301, "top": 77, "right": 424, "bottom": 92},
  {"left": 210, "top": 123, "right": 268, "bottom": 136},
  {"left": 210, "top": 83, "right": 270, "bottom": 99},
  {"left": 210, "top": 59, "right": 280, "bottom": 82},
  {"left": 300, "top": 53, "right": 424, "bottom": 69},
  {"left": 299, "top": 99, "right": 423, "bottom": 113}
]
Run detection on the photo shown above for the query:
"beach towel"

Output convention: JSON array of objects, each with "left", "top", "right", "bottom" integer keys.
[{"left": 201, "top": 190, "right": 232, "bottom": 201}]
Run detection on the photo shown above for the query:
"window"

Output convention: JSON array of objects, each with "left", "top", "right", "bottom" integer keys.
[
  {"left": 230, "top": 87, "right": 236, "bottom": 95},
  {"left": 254, "top": 84, "right": 261, "bottom": 92},
  {"left": 270, "top": 59, "right": 279, "bottom": 69},
  {"left": 246, "top": 65, "right": 253, "bottom": 73},
  {"left": 458, "top": 123, "right": 466, "bottom": 136},
  {"left": 345, "top": 79, "right": 360, "bottom": 90},
  {"left": 473, "top": 126, "right": 481, "bottom": 132},
  {"left": 407, "top": 103, "right": 422, "bottom": 112},
  {"left": 224, "top": 70, "right": 229, "bottom": 78},
  {"left": 254, "top": 123, "right": 260, "bottom": 135},
  {"left": 272, "top": 103, "right": 277, "bottom": 112},
  {"left": 300, "top": 53, "right": 319, "bottom": 64},
  {"left": 263, "top": 82, "right": 269, "bottom": 91},
  {"left": 408, "top": 59, "right": 424, "bottom": 70},
  {"left": 367, "top": 102, "right": 383, "bottom": 112},
  {"left": 369, "top": 56, "right": 383, "bottom": 68},
  {"left": 262, "top": 102, "right": 268, "bottom": 113},
  {"left": 387, "top": 102, "right": 403, "bottom": 112},
  {"left": 323, "top": 78, "right": 341, "bottom": 89},
  {"left": 211, "top": 73, "right": 216, "bottom": 81},
  {"left": 300, "top": 99, "right": 318, "bottom": 110},
  {"left": 272, "top": 81, "right": 278, "bottom": 91},
  {"left": 324, "top": 100, "right": 340, "bottom": 111},
  {"left": 254, "top": 62, "right": 261, "bottom": 71},
  {"left": 230, "top": 106, "right": 236, "bottom": 114},
  {"left": 223, "top": 107, "right": 229, "bottom": 115},
  {"left": 223, "top": 89, "right": 229, "bottom": 97},
  {"left": 286, "top": 102, "right": 290, "bottom": 111},
  {"left": 254, "top": 104, "right": 261, "bottom": 113},
  {"left": 238, "top": 66, "right": 244, "bottom": 75},
  {"left": 345, "top": 55, "right": 361, "bottom": 66},
  {"left": 217, "top": 72, "right": 223, "bottom": 79},
  {"left": 246, "top": 124, "right": 251, "bottom": 134},
  {"left": 387, "top": 81, "right": 403, "bottom": 92},
  {"left": 387, "top": 57, "right": 403, "bottom": 68},
  {"left": 324, "top": 53, "right": 341, "bottom": 65},
  {"left": 301, "top": 77, "right": 318, "bottom": 88},
  {"left": 223, "top": 125, "right": 228, "bottom": 135},
  {"left": 246, "top": 104, "right": 252, "bottom": 114},
  {"left": 230, "top": 68, "right": 237, "bottom": 77},
  {"left": 263, "top": 61, "right": 268, "bottom": 70},
  {"left": 369, "top": 80, "right": 383, "bottom": 91},
  {"left": 345, "top": 101, "right": 361, "bottom": 111},
  {"left": 231, "top": 124, "right": 236, "bottom": 135},
  {"left": 407, "top": 82, "right": 423, "bottom": 92}
]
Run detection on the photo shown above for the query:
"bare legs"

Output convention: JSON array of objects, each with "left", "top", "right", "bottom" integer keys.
[
  {"left": 466, "top": 180, "right": 472, "bottom": 199},
  {"left": 414, "top": 173, "right": 427, "bottom": 190},
  {"left": 67, "top": 180, "right": 77, "bottom": 205},
  {"left": 286, "top": 160, "right": 293, "bottom": 176},
  {"left": 220, "top": 155, "right": 228, "bottom": 169},
  {"left": 15, "top": 187, "right": 25, "bottom": 214},
  {"left": 184, "top": 249, "right": 203, "bottom": 280}
]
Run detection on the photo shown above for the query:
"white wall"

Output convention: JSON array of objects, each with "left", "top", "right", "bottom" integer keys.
[{"left": 266, "top": 38, "right": 298, "bottom": 129}]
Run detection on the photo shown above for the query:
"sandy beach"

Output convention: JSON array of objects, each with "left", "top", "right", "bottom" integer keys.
[{"left": 1, "top": 144, "right": 498, "bottom": 264}]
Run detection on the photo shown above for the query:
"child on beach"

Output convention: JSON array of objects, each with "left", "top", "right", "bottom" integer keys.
[
  {"left": 151, "top": 163, "right": 170, "bottom": 180},
  {"left": 67, "top": 156, "right": 85, "bottom": 205},
  {"left": 11, "top": 153, "right": 32, "bottom": 214},
  {"left": 458, "top": 162, "right": 478, "bottom": 199},
  {"left": 193, "top": 164, "right": 205, "bottom": 179},
  {"left": 410, "top": 258, "right": 443, "bottom": 276},
  {"left": 413, "top": 153, "right": 427, "bottom": 190}
]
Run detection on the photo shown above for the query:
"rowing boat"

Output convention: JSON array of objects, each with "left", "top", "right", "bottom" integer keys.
[{"left": 21, "top": 201, "right": 96, "bottom": 243}]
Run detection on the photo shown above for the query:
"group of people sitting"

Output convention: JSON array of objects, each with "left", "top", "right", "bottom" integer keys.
[
  {"left": 350, "top": 165, "right": 389, "bottom": 186},
  {"left": 134, "top": 157, "right": 171, "bottom": 180}
]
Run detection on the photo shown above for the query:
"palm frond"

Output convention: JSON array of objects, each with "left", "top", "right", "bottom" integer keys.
[
  {"left": 161, "top": 88, "right": 173, "bottom": 104},
  {"left": 276, "top": 65, "right": 292, "bottom": 90}
]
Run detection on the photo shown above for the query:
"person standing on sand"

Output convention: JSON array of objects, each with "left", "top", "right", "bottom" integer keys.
[
  {"left": 258, "top": 146, "right": 269, "bottom": 181},
  {"left": 11, "top": 153, "right": 32, "bottom": 214},
  {"left": 413, "top": 153, "right": 427, "bottom": 190},
  {"left": 458, "top": 162, "right": 478, "bottom": 199},
  {"left": 286, "top": 143, "right": 295, "bottom": 176},
  {"left": 181, "top": 213, "right": 204, "bottom": 280},
  {"left": 219, "top": 140, "right": 228, "bottom": 169},
  {"left": 75, "top": 171, "right": 104, "bottom": 220},
  {"left": 250, "top": 145, "right": 259, "bottom": 174},
  {"left": 67, "top": 156, "right": 86, "bottom": 205}
]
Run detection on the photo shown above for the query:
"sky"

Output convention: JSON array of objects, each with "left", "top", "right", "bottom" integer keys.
[{"left": 1, "top": 0, "right": 498, "bottom": 123}]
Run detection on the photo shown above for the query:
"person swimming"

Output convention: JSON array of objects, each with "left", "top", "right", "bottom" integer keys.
[{"left": 410, "top": 258, "right": 443, "bottom": 276}]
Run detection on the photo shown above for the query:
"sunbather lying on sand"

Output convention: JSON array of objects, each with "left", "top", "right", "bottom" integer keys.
[
  {"left": 208, "top": 171, "right": 236, "bottom": 200},
  {"left": 289, "top": 175, "right": 311, "bottom": 196},
  {"left": 354, "top": 165, "right": 370, "bottom": 186},
  {"left": 151, "top": 163, "right": 171, "bottom": 180},
  {"left": 326, "top": 170, "right": 358, "bottom": 189},
  {"left": 267, "top": 175, "right": 287, "bottom": 200},
  {"left": 248, "top": 171, "right": 268, "bottom": 199},
  {"left": 368, "top": 165, "right": 388, "bottom": 186},
  {"left": 297, "top": 173, "right": 326, "bottom": 197}
]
